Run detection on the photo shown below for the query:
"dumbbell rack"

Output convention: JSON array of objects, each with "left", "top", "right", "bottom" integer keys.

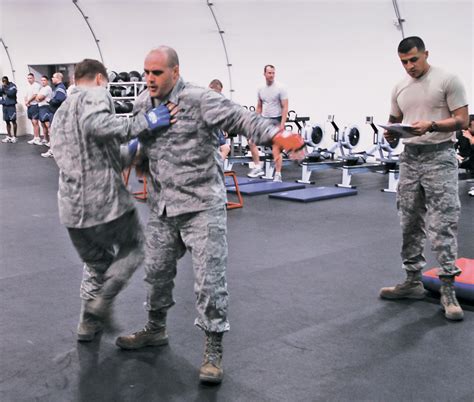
[{"left": 108, "top": 81, "right": 146, "bottom": 116}]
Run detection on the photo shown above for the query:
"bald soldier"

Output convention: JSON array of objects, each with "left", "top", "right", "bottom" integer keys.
[
  {"left": 50, "top": 59, "right": 177, "bottom": 342},
  {"left": 115, "top": 46, "right": 304, "bottom": 384}
]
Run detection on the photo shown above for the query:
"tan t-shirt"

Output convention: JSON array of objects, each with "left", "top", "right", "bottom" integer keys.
[{"left": 390, "top": 66, "right": 468, "bottom": 145}]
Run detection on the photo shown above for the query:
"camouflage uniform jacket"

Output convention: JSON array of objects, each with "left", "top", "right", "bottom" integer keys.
[
  {"left": 51, "top": 86, "right": 149, "bottom": 228},
  {"left": 133, "top": 77, "right": 279, "bottom": 217}
]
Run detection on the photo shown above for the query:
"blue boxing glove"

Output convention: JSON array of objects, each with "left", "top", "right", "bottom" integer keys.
[
  {"left": 120, "top": 138, "right": 140, "bottom": 168},
  {"left": 145, "top": 104, "right": 171, "bottom": 130}
]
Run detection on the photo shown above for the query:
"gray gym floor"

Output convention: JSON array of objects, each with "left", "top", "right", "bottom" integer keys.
[{"left": 1, "top": 136, "right": 473, "bottom": 402}]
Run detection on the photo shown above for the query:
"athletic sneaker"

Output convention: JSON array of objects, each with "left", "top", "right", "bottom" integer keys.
[
  {"left": 10, "top": 137, "right": 17, "bottom": 143},
  {"left": 469, "top": 187, "right": 474, "bottom": 197},
  {"left": 41, "top": 149, "right": 54, "bottom": 158},
  {"left": 27, "top": 138, "right": 36, "bottom": 144},
  {"left": 248, "top": 166, "right": 264, "bottom": 178},
  {"left": 2, "top": 136, "right": 13, "bottom": 143},
  {"left": 273, "top": 172, "right": 282, "bottom": 182},
  {"left": 41, "top": 139, "right": 49, "bottom": 145},
  {"left": 33, "top": 138, "right": 43, "bottom": 146},
  {"left": 44, "top": 141, "right": 51, "bottom": 148}
]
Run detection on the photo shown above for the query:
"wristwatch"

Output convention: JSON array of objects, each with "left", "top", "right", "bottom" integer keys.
[{"left": 428, "top": 121, "right": 439, "bottom": 132}]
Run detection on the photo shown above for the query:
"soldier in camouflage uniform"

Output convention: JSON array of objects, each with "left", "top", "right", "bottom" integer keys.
[
  {"left": 379, "top": 37, "right": 469, "bottom": 321},
  {"left": 51, "top": 59, "right": 176, "bottom": 342},
  {"left": 115, "top": 46, "right": 304, "bottom": 384}
]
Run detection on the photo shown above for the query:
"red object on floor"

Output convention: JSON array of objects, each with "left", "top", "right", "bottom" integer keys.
[
  {"left": 422, "top": 258, "right": 474, "bottom": 302},
  {"left": 224, "top": 171, "right": 243, "bottom": 209}
]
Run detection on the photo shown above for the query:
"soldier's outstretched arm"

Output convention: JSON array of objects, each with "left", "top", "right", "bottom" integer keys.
[
  {"left": 201, "top": 90, "right": 303, "bottom": 158},
  {"left": 81, "top": 92, "right": 176, "bottom": 143}
]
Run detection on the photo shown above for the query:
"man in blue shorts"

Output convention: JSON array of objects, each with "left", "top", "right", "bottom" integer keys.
[
  {"left": 37, "top": 76, "right": 53, "bottom": 147},
  {"left": 25, "top": 73, "right": 42, "bottom": 145},
  {"left": 1, "top": 76, "right": 18, "bottom": 143}
]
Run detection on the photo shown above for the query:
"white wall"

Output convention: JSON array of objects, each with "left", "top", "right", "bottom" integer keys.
[{"left": 1, "top": 0, "right": 472, "bottom": 152}]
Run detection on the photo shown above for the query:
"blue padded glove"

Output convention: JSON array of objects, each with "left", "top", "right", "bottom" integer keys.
[
  {"left": 120, "top": 138, "right": 140, "bottom": 168},
  {"left": 145, "top": 104, "right": 171, "bottom": 130}
]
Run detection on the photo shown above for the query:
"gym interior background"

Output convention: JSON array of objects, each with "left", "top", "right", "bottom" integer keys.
[
  {"left": 1, "top": 1, "right": 473, "bottom": 401},
  {"left": 1, "top": 0, "right": 472, "bottom": 149}
]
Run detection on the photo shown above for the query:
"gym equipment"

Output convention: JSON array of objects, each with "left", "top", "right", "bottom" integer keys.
[
  {"left": 297, "top": 160, "right": 345, "bottom": 184},
  {"left": 123, "top": 101, "right": 134, "bottom": 113},
  {"left": 224, "top": 171, "right": 243, "bottom": 209},
  {"left": 110, "top": 86, "right": 125, "bottom": 97},
  {"left": 422, "top": 258, "right": 474, "bottom": 302},
  {"left": 335, "top": 117, "right": 400, "bottom": 191},
  {"left": 269, "top": 186, "right": 357, "bottom": 202},
  {"left": 108, "top": 71, "right": 119, "bottom": 82},
  {"left": 328, "top": 115, "right": 365, "bottom": 165},
  {"left": 114, "top": 100, "right": 128, "bottom": 114},
  {"left": 295, "top": 115, "right": 348, "bottom": 184},
  {"left": 365, "top": 116, "right": 400, "bottom": 162},
  {"left": 118, "top": 72, "right": 130, "bottom": 82},
  {"left": 129, "top": 70, "right": 141, "bottom": 82},
  {"left": 227, "top": 181, "right": 305, "bottom": 195},
  {"left": 225, "top": 176, "right": 261, "bottom": 187},
  {"left": 301, "top": 123, "right": 326, "bottom": 162},
  {"left": 123, "top": 164, "right": 148, "bottom": 201}
]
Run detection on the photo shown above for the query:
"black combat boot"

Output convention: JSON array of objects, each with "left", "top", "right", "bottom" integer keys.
[{"left": 199, "top": 331, "right": 224, "bottom": 384}]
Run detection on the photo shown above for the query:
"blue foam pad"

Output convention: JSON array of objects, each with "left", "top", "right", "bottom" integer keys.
[
  {"left": 269, "top": 186, "right": 357, "bottom": 202},
  {"left": 227, "top": 181, "right": 305, "bottom": 195},
  {"left": 225, "top": 176, "right": 262, "bottom": 187}
]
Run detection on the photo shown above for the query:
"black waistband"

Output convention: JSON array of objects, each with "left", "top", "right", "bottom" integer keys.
[{"left": 404, "top": 141, "right": 454, "bottom": 154}]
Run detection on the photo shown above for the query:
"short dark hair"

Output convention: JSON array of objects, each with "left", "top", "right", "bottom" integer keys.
[
  {"left": 27, "top": 73, "right": 34, "bottom": 78},
  {"left": 264, "top": 64, "right": 275, "bottom": 73},
  {"left": 398, "top": 36, "right": 425, "bottom": 53},
  {"left": 209, "top": 79, "right": 223, "bottom": 90},
  {"left": 41, "top": 75, "right": 49, "bottom": 81},
  {"left": 2, "top": 76, "right": 8, "bottom": 82},
  {"left": 74, "top": 59, "right": 108, "bottom": 82}
]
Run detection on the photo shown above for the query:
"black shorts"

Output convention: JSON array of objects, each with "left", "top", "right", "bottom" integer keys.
[
  {"left": 2, "top": 105, "right": 16, "bottom": 122},
  {"left": 27, "top": 104, "right": 39, "bottom": 120},
  {"left": 39, "top": 105, "right": 52, "bottom": 123},
  {"left": 266, "top": 116, "right": 282, "bottom": 126}
]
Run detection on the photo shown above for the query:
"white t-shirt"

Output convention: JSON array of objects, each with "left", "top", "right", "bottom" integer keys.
[
  {"left": 390, "top": 66, "right": 468, "bottom": 145},
  {"left": 257, "top": 82, "right": 288, "bottom": 118},
  {"left": 37, "top": 85, "right": 53, "bottom": 106},
  {"left": 26, "top": 82, "right": 41, "bottom": 105}
]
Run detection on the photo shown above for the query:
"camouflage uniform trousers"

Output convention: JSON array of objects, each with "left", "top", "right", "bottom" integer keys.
[
  {"left": 144, "top": 206, "right": 230, "bottom": 333},
  {"left": 67, "top": 209, "right": 145, "bottom": 301},
  {"left": 397, "top": 144, "right": 461, "bottom": 277}
]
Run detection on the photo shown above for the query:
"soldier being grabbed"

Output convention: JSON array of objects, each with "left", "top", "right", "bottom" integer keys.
[{"left": 114, "top": 46, "right": 304, "bottom": 384}]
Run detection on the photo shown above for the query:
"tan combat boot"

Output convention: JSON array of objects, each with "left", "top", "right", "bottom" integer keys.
[
  {"left": 77, "top": 301, "right": 103, "bottom": 342},
  {"left": 199, "top": 332, "right": 224, "bottom": 384},
  {"left": 379, "top": 271, "right": 426, "bottom": 299},
  {"left": 115, "top": 311, "right": 168, "bottom": 349},
  {"left": 439, "top": 277, "right": 464, "bottom": 321}
]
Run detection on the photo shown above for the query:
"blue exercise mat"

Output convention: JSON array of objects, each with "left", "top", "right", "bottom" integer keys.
[
  {"left": 225, "top": 176, "right": 262, "bottom": 187},
  {"left": 227, "top": 181, "right": 305, "bottom": 195},
  {"left": 269, "top": 186, "right": 357, "bottom": 202}
]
